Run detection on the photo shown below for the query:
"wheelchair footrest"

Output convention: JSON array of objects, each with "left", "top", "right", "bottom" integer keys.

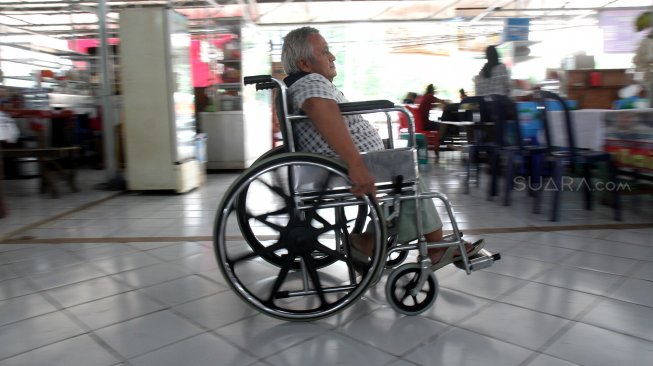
[{"left": 454, "top": 249, "right": 501, "bottom": 272}]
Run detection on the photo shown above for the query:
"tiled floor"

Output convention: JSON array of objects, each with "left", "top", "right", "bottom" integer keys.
[{"left": 1, "top": 152, "right": 652, "bottom": 366}]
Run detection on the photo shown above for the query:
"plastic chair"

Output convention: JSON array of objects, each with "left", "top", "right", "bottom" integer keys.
[
  {"left": 456, "top": 95, "right": 505, "bottom": 196},
  {"left": 398, "top": 105, "right": 439, "bottom": 161},
  {"left": 531, "top": 90, "right": 621, "bottom": 221}
]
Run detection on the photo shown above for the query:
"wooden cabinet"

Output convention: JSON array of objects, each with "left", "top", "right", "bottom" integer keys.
[{"left": 564, "top": 69, "right": 628, "bottom": 109}]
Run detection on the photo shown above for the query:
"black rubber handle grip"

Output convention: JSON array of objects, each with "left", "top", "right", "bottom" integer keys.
[
  {"left": 244, "top": 75, "right": 272, "bottom": 85},
  {"left": 492, "top": 253, "right": 501, "bottom": 261},
  {"left": 338, "top": 100, "right": 395, "bottom": 113}
]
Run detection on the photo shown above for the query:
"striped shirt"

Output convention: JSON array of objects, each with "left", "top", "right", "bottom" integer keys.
[
  {"left": 474, "top": 63, "right": 511, "bottom": 96},
  {"left": 287, "top": 73, "right": 384, "bottom": 156}
]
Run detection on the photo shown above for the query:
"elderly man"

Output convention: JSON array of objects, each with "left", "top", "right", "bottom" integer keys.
[{"left": 280, "top": 26, "right": 482, "bottom": 267}]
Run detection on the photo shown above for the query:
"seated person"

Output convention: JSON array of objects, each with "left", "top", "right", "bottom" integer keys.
[{"left": 280, "top": 26, "right": 483, "bottom": 267}]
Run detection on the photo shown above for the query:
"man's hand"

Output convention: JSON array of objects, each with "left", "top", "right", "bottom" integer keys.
[{"left": 348, "top": 159, "right": 376, "bottom": 197}]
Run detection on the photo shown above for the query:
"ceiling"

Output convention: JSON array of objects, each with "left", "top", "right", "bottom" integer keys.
[{"left": 0, "top": 0, "right": 651, "bottom": 40}]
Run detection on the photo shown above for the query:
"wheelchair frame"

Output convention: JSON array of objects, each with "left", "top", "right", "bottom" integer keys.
[{"left": 212, "top": 75, "right": 500, "bottom": 321}]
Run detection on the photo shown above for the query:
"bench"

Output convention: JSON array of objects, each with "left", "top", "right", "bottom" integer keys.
[{"left": 1, "top": 146, "right": 80, "bottom": 198}]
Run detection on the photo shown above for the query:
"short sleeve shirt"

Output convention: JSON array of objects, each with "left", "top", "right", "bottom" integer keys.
[
  {"left": 474, "top": 63, "right": 511, "bottom": 96},
  {"left": 287, "top": 73, "right": 384, "bottom": 156}
]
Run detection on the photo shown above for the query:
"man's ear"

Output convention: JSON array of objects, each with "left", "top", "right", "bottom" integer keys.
[{"left": 297, "top": 59, "right": 311, "bottom": 72}]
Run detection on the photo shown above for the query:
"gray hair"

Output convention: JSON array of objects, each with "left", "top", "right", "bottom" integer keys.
[{"left": 281, "top": 26, "right": 320, "bottom": 74}]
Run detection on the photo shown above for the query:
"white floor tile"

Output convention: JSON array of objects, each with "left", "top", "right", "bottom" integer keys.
[
  {"left": 439, "top": 270, "right": 526, "bottom": 300},
  {"left": 482, "top": 254, "right": 556, "bottom": 280},
  {"left": 530, "top": 266, "right": 623, "bottom": 296},
  {"left": 607, "top": 277, "right": 653, "bottom": 307},
  {"left": 144, "top": 241, "right": 210, "bottom": 261},
  {"left": 458, "top": 302, "right": 570, "bottom": 350},
  {"left": 404, "top": 326, "right": 533, "bottom": 366},
  {"left": 138, "top": 275, "right": 224, "bottom": 306},
  {"left": 66, "top": 290, "right": 164, "bottom": 330},
  {"left": 128, "top": 332, "right": 257, "bottom": 366},
  {"left": 0, "top": 311, "right": 86, "bottom": 360},
  {"left": 108, "top": 262, "right": 191, "bottom": 288},
  {"left": 0, "top": 334, "right": 119, "bottom": 366},
  {"left": 581, "top": 298, "right": 653, "bottom": 342},
  {"left": 94, "top": 310, "right": 203, "bottom": 358},
  {"left": 45, "top": 276, "right": 132, "bottom": 308},
  {"left": 89, "top": 252, "right": 163, "bottom": 275},
  {"left": 421, "top": 287, "right": 492, "bottom": 325},
  {"left": 0, "top": 277, "right": 37, "bottom": 301},
  {"left": 525, "top": 353, "right": 581, "bottom": 366},
  {"left": 544, "top": 322, "right": 653, "bottom": 366},
  {"left": 1, "top": 165, "right": 652, "bottom": 366},
  {"left": 500, "top": 282, "right": 600, "bottom": 320},
  {"left": 28, "top": 263, "right": 107, "bottom": 290},
  {"left": 0, "top": 292, "right": 58, "bottom": 326},
  {"left": 339, "top": 307, "right": 448, "bottom": 355},
  {"left": 559, "top": 251, "right": 640, "bottom": 276},
  {"left": 173, "top": 292, "right": 256, "bottom": 330},
  {"left": 264, "top": 332, "right": 396, "bottom": 366},
  {"left": 215, "top": 313, "right": 328, "bottom": 358}
]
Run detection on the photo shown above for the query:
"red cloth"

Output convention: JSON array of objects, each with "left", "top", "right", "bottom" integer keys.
[{"left": 417, "top": 93, "right": 437, "bottom": 123}]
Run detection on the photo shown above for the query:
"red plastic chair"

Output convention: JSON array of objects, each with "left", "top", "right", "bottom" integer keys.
[{"left": 398, "top": 105, "right": 439, "bottom": 160}]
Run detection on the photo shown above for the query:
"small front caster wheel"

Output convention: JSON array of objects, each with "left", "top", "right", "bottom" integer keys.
[{"left": 385, "top": 263, "right": 438, "bottom": 315}]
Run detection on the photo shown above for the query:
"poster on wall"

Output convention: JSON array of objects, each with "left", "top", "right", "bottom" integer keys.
[{"left": 599, "top": 9, "right": 648, "bottom": 53}]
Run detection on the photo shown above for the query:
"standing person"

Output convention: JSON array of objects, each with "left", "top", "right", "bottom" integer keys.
[
  {"left": 418, "top": 84, "right": 446, "bottom": 131},
  {"left": 281, "top": 26, "right": 483, "bottom": 267},
  {"left": 474, "top": 45, "right": 511, "bottom": 96}
]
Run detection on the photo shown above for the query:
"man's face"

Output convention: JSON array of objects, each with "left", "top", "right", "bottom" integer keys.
[{"left": 300, "top": 33, "right": 336, "bottom": 81}]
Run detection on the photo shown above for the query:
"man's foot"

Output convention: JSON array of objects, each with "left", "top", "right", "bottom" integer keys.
[
  {"left": 349, "top": 233, "right": 375, "bottom": 257},
  {"left": 348, "top": 233, "right": 375, "bottom": 275},
  {"left": 427, "top": 239, "right": 485, "bottom": 271}
]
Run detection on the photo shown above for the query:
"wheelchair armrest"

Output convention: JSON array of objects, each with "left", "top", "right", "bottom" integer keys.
[{"left": 338, "top": 100, "right": 395, "bottom": 113}]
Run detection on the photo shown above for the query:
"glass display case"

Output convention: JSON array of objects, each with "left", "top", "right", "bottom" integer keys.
[{"left": 198, "top": 19, "right": 272, "bottom": 169}]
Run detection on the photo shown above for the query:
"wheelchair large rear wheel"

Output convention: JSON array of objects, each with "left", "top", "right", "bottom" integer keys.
[
  {"left": 214, "top": 153, "right": 386, "bottom": 321},
  {"left": 236, "top": 149, "right": 368, "bottom": 269}
]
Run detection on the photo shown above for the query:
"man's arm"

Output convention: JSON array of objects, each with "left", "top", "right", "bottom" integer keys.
[{"left": 301, "top": 97, "right": 376, "bottom": 197}]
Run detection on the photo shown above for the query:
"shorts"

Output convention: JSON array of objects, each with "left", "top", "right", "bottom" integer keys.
[{"left": 368, "top": 180, "right": 443, "bottom": 243}]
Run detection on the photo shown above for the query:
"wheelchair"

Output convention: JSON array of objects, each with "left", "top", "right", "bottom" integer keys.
[{"left": 213, "top": 75, "right": 501, "bottom": 321}]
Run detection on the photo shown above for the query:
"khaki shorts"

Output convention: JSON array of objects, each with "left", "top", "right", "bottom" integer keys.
[{"left": 368, "top": 180, "right": 443, "bottom": 243}]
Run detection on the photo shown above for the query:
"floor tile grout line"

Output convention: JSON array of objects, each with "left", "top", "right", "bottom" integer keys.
[
  {"left": 0, "top": 191, "right": 124, "bottom": 243},
  {"left": 2, "top": 220, "right": 653, "bottom": 245}
]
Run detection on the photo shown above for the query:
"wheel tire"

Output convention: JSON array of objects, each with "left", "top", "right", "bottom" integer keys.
[
  {"left": 215, "top": 153, "right": 386, "bottom": 321},
  {"left": 385, "top": 263, "right": 438, "bottom": 316}
]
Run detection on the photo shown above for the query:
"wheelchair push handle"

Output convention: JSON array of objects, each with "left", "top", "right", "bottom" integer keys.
[{"left": 244, "top": 75, "right": 272, "bottom": 85}]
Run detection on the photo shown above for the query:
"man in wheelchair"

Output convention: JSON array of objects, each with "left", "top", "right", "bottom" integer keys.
[{"left": 281, "top": 27, "right": 485, "bottom": 268}]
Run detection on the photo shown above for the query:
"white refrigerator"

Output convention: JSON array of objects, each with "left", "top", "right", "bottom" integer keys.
[{"left": 120, "top": 7, "right": 201, "bottom": 192}]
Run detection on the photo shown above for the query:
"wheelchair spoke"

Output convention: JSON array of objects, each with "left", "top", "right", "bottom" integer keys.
[
  {"left": 313, "top": 243, "right": 347, "bottom": 262},
  {"left": 229, "top": 241, "right": 286, "bottom": 265},
  {"left": 267, "top": 254, "right": 295, "bottom": 303},
  {"left": 243, "top": 209, "right": 286, "bottom": 232},
  {"left": 301, "top": 252, "right": 328, "bottom": 306}
]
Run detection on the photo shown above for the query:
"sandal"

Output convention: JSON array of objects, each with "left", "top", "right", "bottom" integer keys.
[
  {"left": 430, "top": 239, "right": 485, "bottom": 271},
  {"left": 349, "top": 233, "right": 372, "bottom": 275}
]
